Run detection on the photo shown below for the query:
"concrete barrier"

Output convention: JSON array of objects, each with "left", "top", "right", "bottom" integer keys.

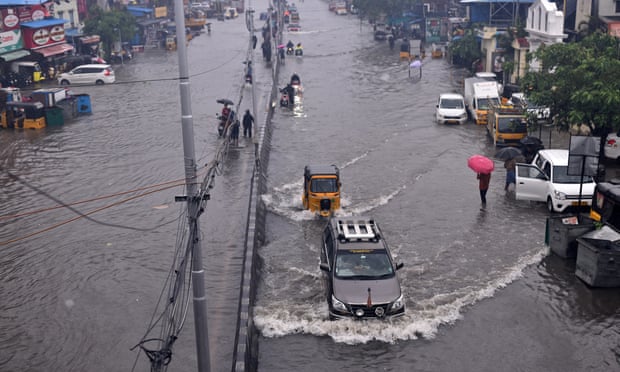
[{"left": 232, "top": 8, "right": 283, "bottom": 371}]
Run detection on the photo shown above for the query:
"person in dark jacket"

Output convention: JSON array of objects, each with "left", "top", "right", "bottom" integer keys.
[
  {"left": 242, "top": 109, "right": 254, "bottom": 138},
  {"left": 477, "top": 172, "right": 491, "bottom": 207}
]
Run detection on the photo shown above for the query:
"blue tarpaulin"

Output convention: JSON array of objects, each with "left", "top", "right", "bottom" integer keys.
[
  {"left": 127, "top": 6, "right": 154, "bottom": 17},
  {"left": 0, "top": 0, "right": 45, "bottom": 4},
  {"left": 20, "top": 18, "right": 66, "bottom": 28}
]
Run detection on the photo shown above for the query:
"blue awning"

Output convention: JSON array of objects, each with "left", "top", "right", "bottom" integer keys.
[
  {"left": 127, "top": 6, "right": 154, "bottom": 17},
  {"left": 21, "top": 18, "right": 66, "bottom": 28},
  {"left": 0, "top": 0, "right": 46, "bottom": 4}
]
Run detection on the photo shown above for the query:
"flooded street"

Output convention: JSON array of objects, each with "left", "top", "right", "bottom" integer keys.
[
  {"left": 254, "top": 1, "right": 620, "bottom": 371},
  {"left": 0, "top": 1, "right": 618, "bottom": 371}
]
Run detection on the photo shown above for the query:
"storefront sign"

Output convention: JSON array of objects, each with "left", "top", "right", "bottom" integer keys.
[
  {"left": 18, "top": 5, "right": 47, "bottom": 23},
  {"left": 0, "top": 30, "right": 23, "bottom": 54},
  {"left": 22, "top": 22, "right": 66, "bottom": 49},
  {"left": 1, "top": 8, "right": 20, "bottom": 31},
  {"left": 155, "top": 6, "right": 167, "bottom": 18}
]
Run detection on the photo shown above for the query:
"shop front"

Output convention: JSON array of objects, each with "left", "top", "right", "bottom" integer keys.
[{"left": 21, "top": 18, "right": 74, "bottom": 79}]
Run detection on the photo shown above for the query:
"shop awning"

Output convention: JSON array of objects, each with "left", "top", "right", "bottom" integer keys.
[
  {"left": 33, "top": 43, "right": 74, "bottom": 57},
  {"left": 80, "top": 35, "right": 100, "bottom": 44},
  {"left": 0, "top": 49, "right": 31, "bottom": 61}
]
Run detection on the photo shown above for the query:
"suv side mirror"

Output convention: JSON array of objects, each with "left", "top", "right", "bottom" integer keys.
[
  {"left": 319, "top": 263, "right": 330, "bottom": 272},
  {"left": 395, "top": 262, "right": 404, "bottom": 270}
]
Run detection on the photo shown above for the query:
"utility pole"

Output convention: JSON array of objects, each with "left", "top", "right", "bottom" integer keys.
[{"left": 172, "top": 0, "right": 211, "bottom": 370}]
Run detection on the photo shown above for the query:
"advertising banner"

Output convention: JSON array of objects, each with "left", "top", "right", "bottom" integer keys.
[
  {"left": 22, "top": 24, "right": 66, "bottom": 49},
  {"left": 0, "top": 29, "right": 23, "bottom": 54}
]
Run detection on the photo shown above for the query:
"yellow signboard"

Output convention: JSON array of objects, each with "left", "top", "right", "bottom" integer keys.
[{"left": 155, "top": 7, "right": 167, "bottom": 18}]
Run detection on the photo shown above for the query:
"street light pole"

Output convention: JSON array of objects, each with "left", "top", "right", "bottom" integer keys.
[{"left": 118, "top": 28, "right": 123, "bottom": 66}]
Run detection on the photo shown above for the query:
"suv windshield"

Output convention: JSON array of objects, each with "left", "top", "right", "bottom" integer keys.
[
  {"left": 334, "top": 249, "right": 394, "bottom": 279},
  {"left": 552, "top": 165, "right": 594, "bottom": 183},
  {"left": 311, "top": 178, "right": 338, "bottom": 192}
]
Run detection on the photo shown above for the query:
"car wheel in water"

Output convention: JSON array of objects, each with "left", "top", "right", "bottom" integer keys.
[
  {"left": 547, "top": 197, "right": 555, "bottom": 213},
  {"left": 95, "top": 80, "right": 104, "bottom": 85},
  {"left": 60, "top": 80, "right": 70, "bottom": 85}
]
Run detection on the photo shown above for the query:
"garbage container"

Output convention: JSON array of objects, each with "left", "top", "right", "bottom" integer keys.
[
  {"left": 575, "top": 225, "right": 620, "bottom": 287},
  {"left": 75, "top": 94, "right": 92, "bottom": 114},
  {"left": 546, "top": 214, "right": 595, "bottom": 258},
  {"left": 44, "top": 107, "right": 64, "bottom": 126}
]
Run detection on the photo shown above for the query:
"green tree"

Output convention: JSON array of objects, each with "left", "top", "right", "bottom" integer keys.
[
  {"left": 83, "top": 6, "right": 136, "bottom": 60},
  {"left": 521, "top": 32, "right": 620, "bottom": 133},
  {"left": 448, "top": 27, "right": 481, "bottom": 70}
]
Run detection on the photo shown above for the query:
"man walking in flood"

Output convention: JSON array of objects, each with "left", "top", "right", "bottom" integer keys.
[{"left": 243, "top": 109, "right": 254, "bottom": 138}]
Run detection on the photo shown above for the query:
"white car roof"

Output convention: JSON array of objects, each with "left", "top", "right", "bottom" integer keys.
[
  {"left": 538, "top": 149, "right": 569, "bottom": 166},
  {"left": 439, "top": 93, "right": 464, "bottom": 99},
  {"left": 74, "top": 64, "right": 111, "bottom": 69}
]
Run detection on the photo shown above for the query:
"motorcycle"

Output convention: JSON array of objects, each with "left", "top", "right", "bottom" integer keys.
[
  {"left": 245, "top": 74, "right": 252, "bottom": 85},
  {"left": 280, "top": 90, "right": 290, "bottom": 107},
  {"left": 286, "top": 46, "right": 294, "bottom": 55},
  {"left": 294, "top": 48, "right": 303, "bottom": 56}
]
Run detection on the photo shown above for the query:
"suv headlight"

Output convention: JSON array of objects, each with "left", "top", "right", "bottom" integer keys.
[
  {"left": 332, "top": 295, "right": 347, "bottom": 312},
  {"left": 553, "top": 190, "right": 567, "bottom": 200},
  {"left": 390, "top": 294, "right": 404, "bottom": 311}
]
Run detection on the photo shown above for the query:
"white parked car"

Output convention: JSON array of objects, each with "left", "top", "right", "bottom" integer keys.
[
  {"left": 435, "top": 93, "right": 467, "bottom": 124},
  {"left": 57, "top": 64, "right": 115, "bottom": 86},
  {"left": 604, "top": 132, "right": 620, "bottom": 160},
  {"left": 515, "top": 149, "right": 596, "bottom": 212}
]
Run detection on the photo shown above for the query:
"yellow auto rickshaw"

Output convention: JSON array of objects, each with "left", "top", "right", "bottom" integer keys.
[
  {"left": 1, "top": 101, "right": 46, "bottom": 129},
  {"left": 302, "top": 164, "right": 341, "bottom": 217}
]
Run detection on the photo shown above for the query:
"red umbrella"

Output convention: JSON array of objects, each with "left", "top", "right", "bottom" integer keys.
[{"left": 468, "top": 154, "right": 494, "bottom": 174}]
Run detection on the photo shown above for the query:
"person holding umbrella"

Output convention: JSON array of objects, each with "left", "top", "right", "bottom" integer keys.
[
  {"left": 468, "top": 154, "right": 494, "bottom": 207},
  {"left": 495, "top": 146, "right": 524, "bottom": 192}
]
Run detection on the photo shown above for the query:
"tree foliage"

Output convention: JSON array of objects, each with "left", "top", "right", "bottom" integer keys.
[
  {"left": 83, "top": 6, "right": 136, "bottom": 59},
  {"left": 448, "top": 28, "right": 481, "bottom": 70},
  {"left": 521, "top": 32, "right": 620, "bottom": 132}
]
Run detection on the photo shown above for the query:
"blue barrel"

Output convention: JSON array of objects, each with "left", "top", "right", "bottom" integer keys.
[{"left": 75, "top": 94, "right": 92, "bottom": 114}]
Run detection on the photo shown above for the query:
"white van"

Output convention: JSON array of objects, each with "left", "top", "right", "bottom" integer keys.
[{"left": 435, "top": 93, "right": 467, "bottom": 125}]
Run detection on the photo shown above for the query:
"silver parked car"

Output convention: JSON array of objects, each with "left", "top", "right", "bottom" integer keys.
[
  {"left": 57, "top": 64, "right": 115, "bottom": 86},
  {"left": 320, "top": 217, "right": 405, "bottom": 320}
]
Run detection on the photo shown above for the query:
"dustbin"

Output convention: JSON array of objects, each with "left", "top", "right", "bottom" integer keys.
[
  {"left": 44, "top": 107, "right": 64, "bottom": 126},
  {"left": 75, "top": 94, "right": 92, "bottom": 114},
  {"left": 546, "top": 214, "right": 595, "bottom": 258},
  {"left": 575, "top": 225, "right": 620, "bottom": 287}
]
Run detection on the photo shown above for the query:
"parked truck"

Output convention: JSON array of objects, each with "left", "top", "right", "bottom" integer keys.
[
  {"left": 464, "top": 78, "right": 501, "bottom": 125},
  {"left": 486, "top": 102, "right": 528, "bottom": 146}
]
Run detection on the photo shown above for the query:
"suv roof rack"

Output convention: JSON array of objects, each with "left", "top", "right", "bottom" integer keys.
[{"left": 335, "top": 219, "right": 380, "bottom": 241}]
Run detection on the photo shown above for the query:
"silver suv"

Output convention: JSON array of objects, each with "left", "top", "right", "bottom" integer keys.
[{"left": 320, "top": 217, "right": 405, "bottom": 320}]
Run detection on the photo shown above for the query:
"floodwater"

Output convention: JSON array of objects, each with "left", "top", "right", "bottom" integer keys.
[
  {"left": 254, "top": 1, "right": 620, "bottom": 372},
  {"left": 0, "top": 1, "right": 618, "bottom": 372}
]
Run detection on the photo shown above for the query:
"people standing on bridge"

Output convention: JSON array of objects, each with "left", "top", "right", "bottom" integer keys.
[
  {"left": 243, "top": 109, "right": 254, "bottom": 138},
  {"left": 477, "top": 172, "right": 491, "bottom": 207},
  {"left": 230, "top": 118, "right": 240, "bottom": 146}
]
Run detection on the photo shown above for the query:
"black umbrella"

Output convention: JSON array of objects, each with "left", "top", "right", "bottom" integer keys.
[
  {"left": 216, "top": 98, "right": 234, "bottom": 106},
  {"left": 520, "top": 136, "right": 543, "bottom": 147},
  {"left": 495, "top": 146, "right": 524, "bottom": 160}
]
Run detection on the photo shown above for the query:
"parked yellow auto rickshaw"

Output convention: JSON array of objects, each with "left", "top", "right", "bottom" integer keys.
[
  {"left": 302, "top": 164, "right": 341, "bottom": 217},
  {"left": 1, "top": 101, "right": 46, "bottom": 129}
]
